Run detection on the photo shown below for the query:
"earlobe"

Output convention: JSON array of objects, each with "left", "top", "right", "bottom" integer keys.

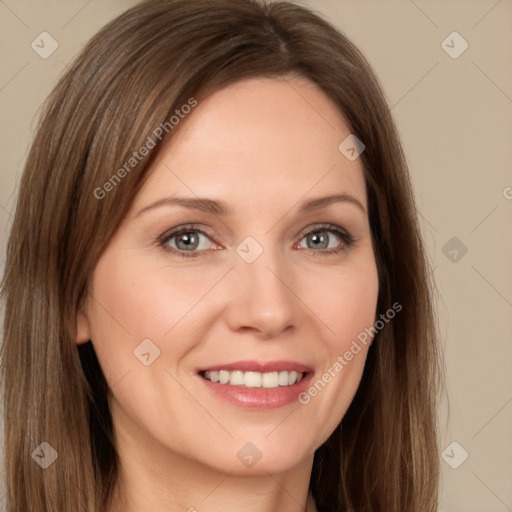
[{"left": 76, "top": 309, "right": 91, "bottom": 345}]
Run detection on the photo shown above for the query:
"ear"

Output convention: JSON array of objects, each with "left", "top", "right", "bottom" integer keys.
[{"left": 76, "top": 308, "right": 91, "bottom": 345}]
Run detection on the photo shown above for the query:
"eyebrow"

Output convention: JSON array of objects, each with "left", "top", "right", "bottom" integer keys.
[{"left": 136, "top": 192, "right": 366, "bottom": 217}]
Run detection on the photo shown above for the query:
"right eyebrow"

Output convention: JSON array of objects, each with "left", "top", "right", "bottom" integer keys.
[{"left": 136, "top": 196, "right": 233, "bottom": 217}]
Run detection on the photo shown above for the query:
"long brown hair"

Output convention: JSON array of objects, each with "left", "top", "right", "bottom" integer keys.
[{"left": 0, "top": 1, "right": 443, "bottom": 510}]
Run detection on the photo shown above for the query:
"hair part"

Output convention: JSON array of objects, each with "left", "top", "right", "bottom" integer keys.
[{"left": 1, "top": 1, "right": 443, "bottom": 510}]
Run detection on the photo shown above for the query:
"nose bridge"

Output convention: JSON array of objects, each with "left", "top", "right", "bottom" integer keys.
[{"left": 227, "top": 236, "right": 296, "bottom": 338}]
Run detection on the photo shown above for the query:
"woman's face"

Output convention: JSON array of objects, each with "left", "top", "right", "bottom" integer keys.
[{"left": 77, "top": 76, "right": 379, "bottom": 475}]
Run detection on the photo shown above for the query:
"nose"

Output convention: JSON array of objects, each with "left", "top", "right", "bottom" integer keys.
[{"left": 224, "top": 249, "right": 296, "bottom": 340}]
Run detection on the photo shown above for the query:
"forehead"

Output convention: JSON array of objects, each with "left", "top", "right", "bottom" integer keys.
[{"left": 131, "top": 76, "right": 366, "bottom": 213}]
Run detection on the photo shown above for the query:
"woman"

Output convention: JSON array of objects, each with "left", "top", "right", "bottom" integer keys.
[{"left": 0, "top": 0, "right": 442, "bottom": 510}]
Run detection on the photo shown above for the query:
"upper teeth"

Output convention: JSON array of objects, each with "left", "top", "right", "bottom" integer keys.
[{"left": 203, "top": 370, "right": 304, "bottom": 388}]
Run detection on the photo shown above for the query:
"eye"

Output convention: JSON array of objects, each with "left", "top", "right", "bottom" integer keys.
[
  {"left": 295, "top": 224, "right": 355, "bottom": 256},
  {"left": 158, "top": 225, "right": 219, "bottom": 258}
]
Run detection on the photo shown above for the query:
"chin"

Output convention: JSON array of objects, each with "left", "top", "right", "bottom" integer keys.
[{"left": 183, "top": 435, "right": 315, "bottom": 477}]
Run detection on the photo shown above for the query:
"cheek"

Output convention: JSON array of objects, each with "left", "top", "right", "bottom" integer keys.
[
  {"left": 295, "top": 251, "right": 379, "bottom": 438},
  {"left": 85, "top": 248, "right": 225, "bottom": 384},
  {"left": 305, "top": 252, "right": 379, "bottom": 347},
  {"left": 84, "top": 254, "right": 169, "bottom": 381},
  {"left": 88, "top": 251, "right": 209, "bottom": 340}
]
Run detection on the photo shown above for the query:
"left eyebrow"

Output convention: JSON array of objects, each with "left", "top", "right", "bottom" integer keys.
[{"left": 298, "top": 193, "right": 367, "bottom": 214}]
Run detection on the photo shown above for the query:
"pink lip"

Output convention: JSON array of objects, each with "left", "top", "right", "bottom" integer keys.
[
  {"left": 198, "top": 360, "right": 313, "bottom": 373},
  {"left": 196, "top": 360, "right": 314, "bottom": 409}
]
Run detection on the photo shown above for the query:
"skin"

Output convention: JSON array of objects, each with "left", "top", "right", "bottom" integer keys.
[{"left": 76, "top": 76, "right": 379, "bottom": 512}]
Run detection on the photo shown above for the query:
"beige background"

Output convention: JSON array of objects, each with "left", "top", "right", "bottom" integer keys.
[{"left": 1, "top": 1, "right": 511, "bottom": 510}]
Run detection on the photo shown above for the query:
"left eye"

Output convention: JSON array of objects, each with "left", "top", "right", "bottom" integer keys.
[{"left": 297, "top": 228, "right": 347, "bottom": 251}]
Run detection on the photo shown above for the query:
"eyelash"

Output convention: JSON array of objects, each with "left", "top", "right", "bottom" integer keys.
[{"left": 157, "top": 223, "right": 356, "bottom": 259}]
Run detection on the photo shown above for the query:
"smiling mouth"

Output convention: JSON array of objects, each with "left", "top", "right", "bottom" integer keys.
[
  {"left": 201, "top": 370, "right": 305, "bottom": 388},
  {"left": 197, "top": 361, "right": 313, "bottom": 408}
]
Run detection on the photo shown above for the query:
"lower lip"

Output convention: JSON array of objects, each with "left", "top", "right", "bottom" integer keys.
[{"left": 198, "top": 373, "right": 314, "bottom": 409}]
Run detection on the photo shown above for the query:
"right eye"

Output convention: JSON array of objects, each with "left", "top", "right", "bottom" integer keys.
[{"left": 158, "top": 226, "right": 221, "bottom": 258}]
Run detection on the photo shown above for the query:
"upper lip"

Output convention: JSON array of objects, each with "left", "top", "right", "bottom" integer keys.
[{"left": 198, "top": 360, "right": 313, "bottom": 374}]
